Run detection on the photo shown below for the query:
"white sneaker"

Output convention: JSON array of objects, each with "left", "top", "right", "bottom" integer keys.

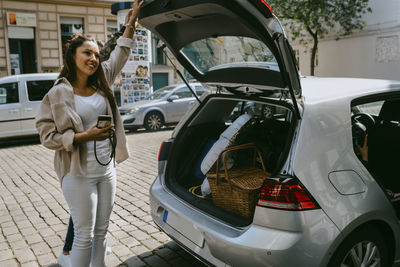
[
  {"left": 57, "top": 252, "right": 71, "bottom": 267},
  {"left": 106, "top": 246, "right": 112, "bottom": 255}
]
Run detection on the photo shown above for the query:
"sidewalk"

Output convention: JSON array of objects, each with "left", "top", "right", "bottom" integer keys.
[{"left": 0, "top": 129, "right": 205, "bottom": 267}]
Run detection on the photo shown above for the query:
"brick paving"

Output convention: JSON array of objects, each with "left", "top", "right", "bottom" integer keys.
[{"left": 0, "top": 129, "right": 206, "bottom": 267}]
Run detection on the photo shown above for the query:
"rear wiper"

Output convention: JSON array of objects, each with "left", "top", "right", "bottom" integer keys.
[{"left": 158, "top": 42, "right": 201, "bottom": 104}]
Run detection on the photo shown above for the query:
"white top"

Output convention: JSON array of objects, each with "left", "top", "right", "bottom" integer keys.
[{"left": 74, "top": 92, "right": 114, "bottom": 177}]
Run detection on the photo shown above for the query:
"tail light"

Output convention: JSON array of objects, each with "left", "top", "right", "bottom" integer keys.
[
  {"left": 249, "top": 0, "right": 274, "bottom": 18},
  {"left": 260, "top": 0, "right": 273, "bottom": 15},
  {"left": 257, "top": 177, "right": 319, "bottom": 210},
  {"left": 158, "top": 141, "right": 165, "bottom": 161},
  {"left": 158, "top": 140, "right": 172, "bottom": 161}
]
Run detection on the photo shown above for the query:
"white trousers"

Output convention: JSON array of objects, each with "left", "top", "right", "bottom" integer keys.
[{"left": 62, "top": 169, "right": 116, "bottom": 267}]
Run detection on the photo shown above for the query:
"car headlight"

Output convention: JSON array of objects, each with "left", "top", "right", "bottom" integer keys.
[{"left": 129, "top": 106, "right": 141, "bottom": 113}]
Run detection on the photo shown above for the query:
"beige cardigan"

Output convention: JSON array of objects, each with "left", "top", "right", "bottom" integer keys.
[{"left": 36, "top": 37, "right": 133, "bottom": 183}]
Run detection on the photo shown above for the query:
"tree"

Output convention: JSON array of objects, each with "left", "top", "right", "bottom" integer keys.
[{"left": 267, "top": 0, "right": 372, "bottom": 75}]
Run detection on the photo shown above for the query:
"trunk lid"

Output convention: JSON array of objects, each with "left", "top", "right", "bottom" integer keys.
[{"left": 140, "top": 0, "right": 302, "bottom": 117}]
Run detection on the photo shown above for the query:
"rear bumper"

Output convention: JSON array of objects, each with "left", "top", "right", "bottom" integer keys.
[{"left": 150, "top": 177, "right": 341, "bottom": 267}]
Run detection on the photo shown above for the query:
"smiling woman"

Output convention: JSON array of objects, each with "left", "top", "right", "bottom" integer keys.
[
  {"left": 60, "top": 35, "right": 103, "bottom": 96},
  {"left": 74, "top": 41, "right": 100, "bottom": 80},
  {"left": 35, "top": 1, "right": 144, "bottom": 266}
]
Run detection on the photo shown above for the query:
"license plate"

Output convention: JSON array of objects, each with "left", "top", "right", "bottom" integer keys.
[
  {"left": 163, "top": 210, "right": 168, "bottom": 222},
  {"left": 163, "top": 209, "right": 204, "bottom": 247}
]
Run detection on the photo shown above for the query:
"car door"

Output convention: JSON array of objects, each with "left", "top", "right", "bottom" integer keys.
[
  {"left": 351, "top": 94, "right": 400, "bottom": 194},
  {"left": 21, "top": 78, "right": 55, "bottom": 134},
  {"left": 165, "top": 86, "right": 193, "bottom": 122},
  {"left": 0, "top": 81, "right": 22, "bottom": 138}
]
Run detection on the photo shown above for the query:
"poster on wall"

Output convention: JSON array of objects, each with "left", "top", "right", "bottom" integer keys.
[
  {"left": 120, "top": 26, "right": 152, "bottom": 105},
  {"left": 10, "top": 54, "right": 20, "bottom": 75},
  {"left": 111, "top": 3, "right": 153, "bottom": 106}
]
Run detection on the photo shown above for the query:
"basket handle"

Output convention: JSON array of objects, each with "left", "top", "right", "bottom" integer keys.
[{"left": 215, "top": 143, "right": 267, "bottom": 186}]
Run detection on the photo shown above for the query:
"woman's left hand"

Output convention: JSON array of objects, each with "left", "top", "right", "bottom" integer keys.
[
  {"left": 123, "top": 0, "right": 144, "bottom": 38},
  {"left": 126, "top": 0, "right": 144, "bottom": 26}
]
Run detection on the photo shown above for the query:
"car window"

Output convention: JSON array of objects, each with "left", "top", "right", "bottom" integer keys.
[
  {"left": 195, "top": 86, "right": 206, "bottom": 96},
  {"left": 181, "top": 36, "right": 278, "bottom": 73},
  {"left": 0, "top": 82, "right": 19, "bottom": 104},
  {"left": 351, "top": 98, "right": 400, "bottom": 196},
  {"left": 353, "top": 101, "right": 384, "bottom": 116},
  {"left": 227, "top": 101, "right": 285, "bottom": 123},
  {"left": 173, "top": 87, "right": 192, "bottom": 99},
  {"left": 146, "top": 85, "right": 175, "bottom": 100},
  {"left": 26, "top": 80, "right": 55, "bottom": 101}
]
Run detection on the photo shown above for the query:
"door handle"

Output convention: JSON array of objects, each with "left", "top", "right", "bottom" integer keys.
[
  {"left": 189, "top": 101, "right": 195, "bottom": 105},
  {"left": 8, "top": 109, "right": 19, "bottom": 114},
  {"left": 23, "top": 108, "right": 33, "bottom": 112}
]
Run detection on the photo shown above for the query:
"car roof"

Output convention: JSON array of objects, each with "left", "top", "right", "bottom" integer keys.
[
  {"left": 166, "top": 83, "right": 203, "bottom": 91},
  {"left": 174, "top": 82, "right": 202, "bottom": 87},
  {"left": 0, "top": 73, "right": 59, "bottom": 83},
  {"left": 301, "top": 76, "right": 400, "bottom": 104}
]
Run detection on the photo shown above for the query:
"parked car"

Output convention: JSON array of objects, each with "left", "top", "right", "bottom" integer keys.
[
  {"left": 140, "top": 1, "right": 400, "bottom": 266},
  {"left": 0, "top": 73, "right": 58, "bottom": 140},
  {"left": 119, "top": 83, "right": 208, "bottom": 131}
]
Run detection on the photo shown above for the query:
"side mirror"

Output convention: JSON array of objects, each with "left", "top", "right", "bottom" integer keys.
[{"left": 167, "top": 95, "right": 179, "bottom": 102}]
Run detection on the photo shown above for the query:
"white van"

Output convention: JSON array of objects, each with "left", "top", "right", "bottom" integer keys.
[{"left": 0, "top": 73, "right": 58, "bottom": 139}]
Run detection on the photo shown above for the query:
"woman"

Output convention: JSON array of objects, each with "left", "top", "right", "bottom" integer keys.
[
  {"left": 59, "top": 24, "right": 130, "bottom": 266},
  {"left": 35, "top": 1, "right": 143, "bottom": 266}
]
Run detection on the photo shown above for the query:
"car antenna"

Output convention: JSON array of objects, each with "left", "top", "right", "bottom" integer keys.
[{"left": 158, "top": 42, "right": 201, "bottom": 104}]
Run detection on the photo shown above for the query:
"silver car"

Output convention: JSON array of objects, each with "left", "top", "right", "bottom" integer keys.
[
  {"left": 140, "top": 1, "right": 400, "bottom": 266},
  {"left": 119, "top": 83, "right": 208, "bottom": 131}
]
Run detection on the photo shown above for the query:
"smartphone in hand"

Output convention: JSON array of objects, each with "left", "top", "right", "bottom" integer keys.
[{"left": 96, "top": 115, "right": 112, "bottom": 129}]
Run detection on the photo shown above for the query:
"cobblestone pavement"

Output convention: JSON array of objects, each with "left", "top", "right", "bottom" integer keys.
[{"left": 0, "top": 129, "right": 207, "bottom": 267}]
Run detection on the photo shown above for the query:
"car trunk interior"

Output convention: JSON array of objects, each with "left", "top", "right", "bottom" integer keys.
[{"left": 163, "top": 94, "right": 297, "bottom": 227}]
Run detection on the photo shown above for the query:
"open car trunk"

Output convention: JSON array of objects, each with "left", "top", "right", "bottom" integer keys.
[
  {"left": 139, "top": 0, "right": 302, "bottom": 226},
  {"left": 139, "top": 0, "right": 303, "bottom": 119},
  {"left": 163, "top": 94, "right": 297, "bottom": 227}
]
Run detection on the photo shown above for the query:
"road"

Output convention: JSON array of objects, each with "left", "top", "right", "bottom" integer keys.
[{"left": 0, "top": 129, "right": 206, "bottom": 267}]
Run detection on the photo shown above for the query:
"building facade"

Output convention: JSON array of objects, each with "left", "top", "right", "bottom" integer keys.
[
  {"left": 1, "top": 0, "right": 178, "bottom": 89},
  {"left": 2, "top": 0, "right": 118, "bottom": 76},
  {"left": 292, "top": 0, "right": 400, "bottom": 80}
]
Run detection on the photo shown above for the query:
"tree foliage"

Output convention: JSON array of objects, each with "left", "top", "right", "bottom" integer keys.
[{"left": 267, "top": 0, "right": 372, "bottom": 75}]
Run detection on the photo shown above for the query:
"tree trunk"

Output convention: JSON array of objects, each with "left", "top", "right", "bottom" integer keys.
[{"left": 307, "top": 27, "right": 318, "bottom": 76}]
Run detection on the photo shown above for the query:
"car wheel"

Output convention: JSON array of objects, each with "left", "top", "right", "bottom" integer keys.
[
  {"left": 328, "top": 226, "right": 389, "bottom": 267},
  {"left": 144, "top": 111, "right": 164, "bottom": 131},
  {"left": 263, "top": 106, "right": 274, "bottom": 119}
]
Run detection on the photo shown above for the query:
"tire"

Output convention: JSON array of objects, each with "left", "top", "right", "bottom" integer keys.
[
  {"left": 263, "top": 106, "right": 274, "bottom": 119},
  {"left": 144, "top": 111, "right": 164, "bottom": 131},
  {"left": 328, "top": 226, "right": 390, "bottom": 267}
]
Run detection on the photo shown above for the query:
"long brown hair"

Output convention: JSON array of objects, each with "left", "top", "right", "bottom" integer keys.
[{"left": 59, "top": 34, "right": 118, "bottom": 125}]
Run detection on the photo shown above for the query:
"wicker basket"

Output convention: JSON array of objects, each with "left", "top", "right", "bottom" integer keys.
[{"left": 206, "top": 143, "right": 270, "bottom": 218}]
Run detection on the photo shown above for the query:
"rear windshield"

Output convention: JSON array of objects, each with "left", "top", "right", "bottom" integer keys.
[{"left": 181, "top": 36, "right": 278, "bottom": 73}]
